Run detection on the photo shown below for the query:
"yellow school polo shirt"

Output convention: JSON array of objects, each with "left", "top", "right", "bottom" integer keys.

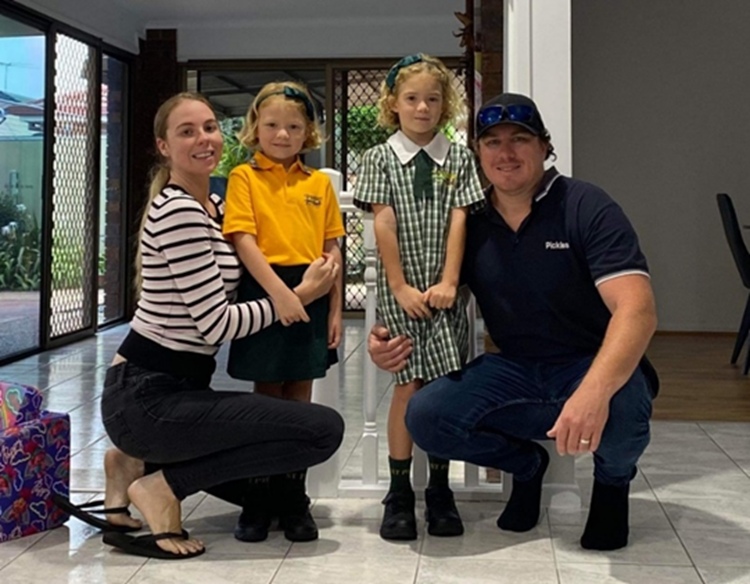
[{"left": 223, "top": 152, "right": 346, "bottom": 266}]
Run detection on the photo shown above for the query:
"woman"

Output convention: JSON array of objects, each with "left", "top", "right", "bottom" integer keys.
[{"left": 62, "top": 92, "right": 343, "bottom": 560}]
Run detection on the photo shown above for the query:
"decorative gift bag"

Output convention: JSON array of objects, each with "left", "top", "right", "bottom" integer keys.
[{"left": 0, "top": 381, "right": 70, "bottom": 542}]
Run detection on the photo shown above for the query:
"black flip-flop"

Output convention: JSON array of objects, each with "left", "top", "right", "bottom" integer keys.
[
  {"left": 103, "top": 530, "right": 205, "bottom": 560},
  {"left": 52, "top": 493, "right": 141, "bottom": 533}
]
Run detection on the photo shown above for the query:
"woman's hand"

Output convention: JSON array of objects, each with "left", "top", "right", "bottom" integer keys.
[
  {"left": 272, "top": 287, "right": 309, "bottom": 326},
  {"left": 295, "top": 254, "right": 339, "bottom": 305}
]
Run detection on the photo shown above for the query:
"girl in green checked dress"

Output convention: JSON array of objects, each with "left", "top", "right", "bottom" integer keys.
[{"left": 353, "top": 54, "right": 485, "bottom": 541}]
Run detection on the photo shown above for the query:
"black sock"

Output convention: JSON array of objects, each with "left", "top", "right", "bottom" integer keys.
[
  {"left": 276, "top": 470, "right": 310, "bottom": 515},
  {"left": 580, "top": 481, "right": 630, "bottom": 550},
  {"left": 427, "top": 455, "right": 450, "bottom": 489},
  {"left": 283, "top": 470, "right": 308, "bottom": 483},
  {"left": 242, "top": 477, "right": 270, "bottom": 515},
  {"left": 497, "top": 444, "right": 549, "bottom": 532},
  {"left": 388, "top": 456, "right": 413, "bottom": 494}
]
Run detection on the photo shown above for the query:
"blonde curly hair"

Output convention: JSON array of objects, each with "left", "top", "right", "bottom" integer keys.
[
  {"left": 376, "top": 54, "right": 464, "bottom": 130},
  {"left": 237, "top": 81, "right": 324, "bottom": 153}
]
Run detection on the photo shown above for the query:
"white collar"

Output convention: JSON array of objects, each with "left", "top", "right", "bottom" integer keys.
[{"left": 387, "top": 130, "right": 451, "bottom": 167}]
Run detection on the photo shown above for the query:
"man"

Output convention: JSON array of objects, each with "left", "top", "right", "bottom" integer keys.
[{"left": 368, "top": 92, "right": 658, "bottom": 551}]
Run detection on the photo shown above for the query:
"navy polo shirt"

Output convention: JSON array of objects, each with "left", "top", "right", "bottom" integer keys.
[{"left": 463, "top": 168, "right": 650, "bottom": 364}]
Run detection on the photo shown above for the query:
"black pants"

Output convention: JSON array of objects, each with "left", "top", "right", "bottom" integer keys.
[{"left": 101, "top": 361, "right": 344, "bottom": 500}]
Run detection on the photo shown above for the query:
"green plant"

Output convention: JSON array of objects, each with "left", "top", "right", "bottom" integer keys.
[
  {"left": 340, "top": 105, "right": 393, "bottom": 160},
  {"left": 0, "top": 217, "right": 40, "bottom": 291},
  {"left": 213, "top": 117, "right": 249, "bottom": 178},
  {"left": 50, "top": 237, "right": 90, "bottom": 289},
  {"left": 0, "top": 192, "right": 41, "bottom": 291}
]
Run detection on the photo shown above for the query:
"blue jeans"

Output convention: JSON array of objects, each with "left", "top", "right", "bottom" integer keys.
[{"left": 405, "top": 353, "right": 652, "bottom": 485}]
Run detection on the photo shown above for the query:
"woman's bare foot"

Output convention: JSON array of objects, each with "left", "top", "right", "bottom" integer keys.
[
  {"left": 104, "top": 448, "right": 144, "bottom": 530},
  {"left": 127, "top": 471, "right": 204, "bottom": 556}
]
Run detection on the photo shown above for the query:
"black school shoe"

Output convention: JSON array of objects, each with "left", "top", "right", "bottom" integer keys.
[
  {"left": 234, "top": 509, "right": 272, "bottom": 542},
  {"left": 425, "top": 485, "right": 464, "bottom": 536},
  {"left": 278, "top": 495, "right": 319, "bottom": 542},
  {"left": 380, "top": 491, "right": 418, "bottom": 540},
  {"left": 234, "top": 480, "right": 273, "bottom": 543}
]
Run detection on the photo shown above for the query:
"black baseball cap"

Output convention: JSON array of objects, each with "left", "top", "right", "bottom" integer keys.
[{"left": 475, "top": 93, "right": 548, "bottom": 138}]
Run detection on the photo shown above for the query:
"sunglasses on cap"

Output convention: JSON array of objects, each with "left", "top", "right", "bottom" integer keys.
[{"left": 476, "top": 104, "right": 537, "bottom": 136}]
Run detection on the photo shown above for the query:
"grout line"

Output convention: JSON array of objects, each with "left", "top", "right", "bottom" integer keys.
[
  {"left": 697, "top": 421, "right": 750, "bottom": 480},
  {"left": 639, "top": 467, "right": 708, "bottom": 581},
  {"left": 547, "top": 512, "right": 565, "bottom": 584}
]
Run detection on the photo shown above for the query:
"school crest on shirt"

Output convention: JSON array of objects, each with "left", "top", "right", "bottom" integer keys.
[
  {"left": 305, "top": 194, "right": 322, "bottom": 206},
  {"left": 433, "top": 168, "right": 458, "bottom": 187}
]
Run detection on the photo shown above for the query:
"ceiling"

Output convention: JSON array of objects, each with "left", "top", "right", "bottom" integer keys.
[{"left": 107, "top": 0, "right": 463, "bottom": 27}]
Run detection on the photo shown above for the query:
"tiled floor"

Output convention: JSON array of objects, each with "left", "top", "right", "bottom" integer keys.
[{"left": 2, "top": 321, "right": 750, "bottom": 583}]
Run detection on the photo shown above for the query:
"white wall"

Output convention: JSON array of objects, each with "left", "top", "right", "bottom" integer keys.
[
  {"left": 572, "top": 0, "right": 750, "bottom": 332},
  {"left": 15, "top": 0, "right": 142, "bottom": 52}
]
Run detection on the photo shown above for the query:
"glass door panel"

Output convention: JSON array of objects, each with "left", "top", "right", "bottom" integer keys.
[{"left": 0, "top": 13, "right": 45, "bottom": 360}]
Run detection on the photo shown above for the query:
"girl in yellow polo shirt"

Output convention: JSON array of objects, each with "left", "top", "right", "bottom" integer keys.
[{"left": 223, "top": 81, "right": 346, "bottom": 544}]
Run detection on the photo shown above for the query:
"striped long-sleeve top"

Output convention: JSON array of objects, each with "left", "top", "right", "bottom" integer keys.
[{"left": 130, "top": 185, "right": 277, "bottom": 355}]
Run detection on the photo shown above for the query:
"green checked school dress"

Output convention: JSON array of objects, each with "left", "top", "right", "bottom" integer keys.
[{"left": 354, "top": 131, "right": 485, "bottom": 385}]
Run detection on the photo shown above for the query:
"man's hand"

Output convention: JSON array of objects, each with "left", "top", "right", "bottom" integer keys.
[
  {"left": 546, "top": 387, "right": 610, "bottom": 455},
  {"left": 423, "top": 281, "right": 457, "bottom": 310},
  {"left": 393, "top": 285, "right": 432, "bottom": 320},
  {"left": 367, "top": 325, "right": 412, "bottom": 373}
]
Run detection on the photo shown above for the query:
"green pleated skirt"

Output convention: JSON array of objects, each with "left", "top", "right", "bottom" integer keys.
[{"left": 227, "top": 264, "right": 338, "bottom": 382}]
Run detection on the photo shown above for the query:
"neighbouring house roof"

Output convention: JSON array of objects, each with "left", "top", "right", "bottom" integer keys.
[
  {"left": 0, "top": 90, "right": 24, "bottom": 103},
  {"left": 0, "top": 85, "right": 115, "bottom": 137},
  {"left": 0, "top": 113, "right": 42, "bottom": 140},
  {"left": 2, "top": 101, "right": 43, "bottom": 118}
]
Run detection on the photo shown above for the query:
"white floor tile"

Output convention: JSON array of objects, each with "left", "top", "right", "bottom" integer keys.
[
  {"left": 129, "top": 556, "right": 282, "bottom": 584},
  {"left": 274, "top": 555, "right": 419, "bottom": 584},
  {"left": 558, "top": 563, "right": 703, "bottom": 584},
  {"left": 646, "top": 472, "right": 750, "bottom": 500},
  {"left": 421, "top": 520, "right": 554, "bottom": 563},
  {"left": 417, "top": 556, "right": 558, "bottom": 584},
  {"left": 0, "top": 547, "right": 147, "bottom": 584},
  {"left": 0, "top": 532, "right": 47, "bottom": 570},
  {"left": 661, "top": 498, "right": 750, "bottom": 531},
  {"left": 699, "top": 566, "right": 750, "bottom": 584},
  {"left": 680, "top": 529, "right": 750, "bottom": 568}
]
